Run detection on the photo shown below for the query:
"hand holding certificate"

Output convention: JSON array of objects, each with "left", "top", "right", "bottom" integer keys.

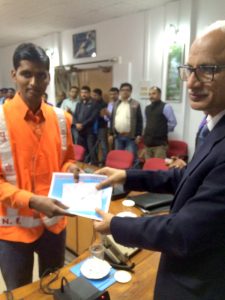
[{"left": 48, "top": 173, "right": 112, "bottom": 220}]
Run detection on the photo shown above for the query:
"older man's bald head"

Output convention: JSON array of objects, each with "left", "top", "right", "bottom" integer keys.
[
  {"left": 190, "top": 21, "right": 225, "bottom": 64},
  {"left": 186, "top": 20, "right": 225, "bottom": 116}
]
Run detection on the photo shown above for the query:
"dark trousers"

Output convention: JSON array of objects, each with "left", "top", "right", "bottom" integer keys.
[
  {"left": 0, "top": 229, "right": 66, "bottom": 291},
  {"left": 97, "top": 127, "right": 109, "bottom": 163},
  {"left": 71, "top": 124, "right": 78, "bottom": 144},
  {"left": 77, "top": 133, "right": 98, "bottom": 165}
]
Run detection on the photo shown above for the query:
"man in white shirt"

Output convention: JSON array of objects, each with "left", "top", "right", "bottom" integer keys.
[
  {"left": 61, "top": 86, "right": 80, "bottom": 143},
  {"left": 110, "top": 83, "right": 143, "bottom": 158}
]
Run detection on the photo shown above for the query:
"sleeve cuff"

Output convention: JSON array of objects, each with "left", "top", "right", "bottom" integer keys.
[
  {"left": 12, "top": 190, "right": 34, "bottom": 209},
  {"left": 61, "top": 161, "right": 75, "bottom": 172}
]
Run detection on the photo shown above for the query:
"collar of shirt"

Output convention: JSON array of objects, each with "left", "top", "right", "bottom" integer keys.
[
  {"left": 119, "top": 97, "right": 132, "bottom": 102},
  {"left": 13, "top": 92, "right": 46, "bottom": 124},
  {"left": 25, "top": 109, "right": 45, "bottom": 124},
  {"left": 206, "top": 108, "right": 225, "bottom": 131}
]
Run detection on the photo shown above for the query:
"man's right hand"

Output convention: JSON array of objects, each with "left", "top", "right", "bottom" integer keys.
[
  {"left": 29, "top": 196, "right": 72, "bottom": 218},
  {"left": 95, "top": 167, "right": 126, "bottom": 190},
  {"left": 165, "top": 156, "right": 187, "bottom": 169}
]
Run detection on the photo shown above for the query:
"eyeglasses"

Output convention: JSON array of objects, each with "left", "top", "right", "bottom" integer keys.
[{"left": 178, "top": 65, "right": 225, "bottom": 82}]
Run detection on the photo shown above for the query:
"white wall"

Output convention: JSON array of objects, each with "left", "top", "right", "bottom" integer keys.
[{"left": 61, "top": 13, "right": 145, "bottom": 100}]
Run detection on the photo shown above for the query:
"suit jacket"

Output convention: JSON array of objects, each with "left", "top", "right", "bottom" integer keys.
[
  {"left": 111, "top": 115, "right": 225, "bottom": 300},
  {"left": 73, "top": 99, "right": 99, "bottom": 135}
]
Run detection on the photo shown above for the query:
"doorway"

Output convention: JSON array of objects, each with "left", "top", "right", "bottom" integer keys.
[{"left": 55, "top": 65, "right": 113, "bottom": 101}]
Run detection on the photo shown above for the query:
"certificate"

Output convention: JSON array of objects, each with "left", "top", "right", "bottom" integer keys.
[{"left": 48, "top": 173, "right": 112, "bottom": 220}]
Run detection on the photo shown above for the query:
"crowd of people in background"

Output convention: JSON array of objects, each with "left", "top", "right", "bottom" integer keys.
[
  {"left": 53, "top": 82, "right": 177, "bottom": 166},
  {"left": 0, "top": 82, "right": 177, "bottom": 167},
  {"left": 0, "top": 87, "right": 15, "bottom": 104}
]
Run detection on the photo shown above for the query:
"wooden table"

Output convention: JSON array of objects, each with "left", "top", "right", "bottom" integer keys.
[
  {"left": 0, "top": 250, "right": 160, "bottom": 300},
  {"left": 0, "top": 181, "right": 162, "bottom": 300}
]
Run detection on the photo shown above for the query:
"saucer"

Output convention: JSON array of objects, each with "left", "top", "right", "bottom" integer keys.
[
  {"left": 80, "top": 258, "right": 111, "bottom": 280},
  {"left": 122, "top": 199, "right": 135, "bottom": 207},
  {"left": 114, "top": 270, "right": 132, "bottom": 283},
  {"left": 116, "top": 211, "right": 137, "bottom": 218}
]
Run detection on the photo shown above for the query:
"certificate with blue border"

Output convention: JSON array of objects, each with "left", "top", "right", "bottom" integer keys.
[{"left": 48, "top": 173, "right": 112, "bottom": 220}]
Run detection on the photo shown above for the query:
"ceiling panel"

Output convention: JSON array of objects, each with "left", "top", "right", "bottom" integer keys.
[{"left": 0, "top": 0, "right": 174, "bottom": 47}]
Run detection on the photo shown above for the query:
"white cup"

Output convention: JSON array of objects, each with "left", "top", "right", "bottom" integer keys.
[{"left": 122, "top": 199, "right": 135, "bottom": 207}]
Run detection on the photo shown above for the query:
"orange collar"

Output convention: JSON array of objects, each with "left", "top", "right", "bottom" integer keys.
[{"left": 12, "top": 92, "right": 46, "bottom": 123}]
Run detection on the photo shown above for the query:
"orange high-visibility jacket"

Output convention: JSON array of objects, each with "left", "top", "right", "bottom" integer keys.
[{"left": 0, "top": 93, "right": 75, "bottom": 243}]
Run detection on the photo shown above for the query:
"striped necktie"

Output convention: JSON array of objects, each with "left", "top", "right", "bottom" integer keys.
[{"left": 196, "top": 123, "right": 210, "bottom": 148}]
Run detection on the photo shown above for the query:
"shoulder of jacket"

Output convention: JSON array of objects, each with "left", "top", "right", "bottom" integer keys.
[{"left": 130, "top": 98, "right": 140, "bottom": 107}]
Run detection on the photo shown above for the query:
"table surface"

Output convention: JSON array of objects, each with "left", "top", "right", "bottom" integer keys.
[{"left": 0, "top": 193, "right": 161, "bottom": 300}]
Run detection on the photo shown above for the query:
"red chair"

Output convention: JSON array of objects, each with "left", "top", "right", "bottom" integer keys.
[
  {"left": 137, "top": 136, "right": 145, "bottom": 166},
  {"left": 73, "top": 144, "right": 86, "bottom": 162},
  {"left": 105, "top": 150, "right": 134, "bottom": 169},
  {"left": 143, "top": 158, "right": 169, "bottom": 171},
  {"left": 167, "top": 140, "right": 188, "bottom": 161}
]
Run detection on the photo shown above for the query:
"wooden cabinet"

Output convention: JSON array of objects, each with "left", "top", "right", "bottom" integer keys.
[
  {"left": 66, "top": 216, "right": 94, "bottom": 255},
  {"left": 66, "top": 217, "right": 78, "bottom": 254}
]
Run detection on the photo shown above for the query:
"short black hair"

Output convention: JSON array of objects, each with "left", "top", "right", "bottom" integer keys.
[
  {"left": 120, "top": 82, "right": 132, "bottom": 91},
  {"left": 109, "top": 87, "right": 119, "bottom": 93},
  {"left": 7, "top": 88, "right": 15, "bottom": 93},
  {"left": 92, "top": 88, "right": 102, "bottom": 96},
  {"left": 81, "top": 85, "right": 91, "bottom": 93},
  {"left": 13, "top": 43, "right": 50, "bottom": 71},
  {"left": 150, "top": 86, "right": 161, "bottom": 94},
  {"left": 1, "top": 88, "right": 8, "bottom": 93}
]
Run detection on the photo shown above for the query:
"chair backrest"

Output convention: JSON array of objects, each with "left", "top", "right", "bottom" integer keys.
[
  {"left": 143, "top": 158, "right": 169, "bottom": 171},
  {"left": 167, "top": 140, "right": 188, "bottom": 160},
  {"left": 105, "top": 150, "right": 134, "bottom": 169},
  {"left": 73, "top": 144, "right": 86, "bottom": 162}
]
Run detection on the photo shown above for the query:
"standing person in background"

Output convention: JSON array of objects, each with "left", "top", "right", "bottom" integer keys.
[
  {"left": 110, "top": 82, "right": 143, "bottom": 158},
  {"left": 0, "top": 43, "right": 78, "bottom": 291},
  {"left": 143, "top": 86, "right": 177, "bottom": 159},
  {"left": 0, "top": 88, "right": 8, "bottom": 104},
  {"left": 41, "top": 92, "right": 53, "bottom": 106},
  {"left": 6, "top": 88, "right": 15, "bottom": 100},
  {"left": 92, "top": 88, "right": 108, "bottom": 166},
  {"left": 104, "top": 87, "right": 119, "bottom": 150},
  {"left": 3, "top": 88, "right": 16, "bottom": 104},
  {"left": 56, "top": 91, "right": 66, "bottom": 108},
  {"left": 0, "top": 89, "right": 3, "bottom": 101},
  {"left": 74, "top": 86, "right": 99, "bottom": 165},
  {"left": 61, "top": 86, "right": 79, "bottom": 114},
  {"left": 61, "top": 86, "right": 80, "bottom": 143}
]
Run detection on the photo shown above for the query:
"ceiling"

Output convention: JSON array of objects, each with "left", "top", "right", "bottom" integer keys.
[{"left": 0, "top": 0, "right": 174, "bottom": 48}]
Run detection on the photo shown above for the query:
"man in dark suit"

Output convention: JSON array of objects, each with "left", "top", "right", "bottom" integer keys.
[
  {"left": 93, "top": 21, "right": 225, "bottom": 300},
  {"left": 74, "top": 86, "right": 99, "bottom": 164}
]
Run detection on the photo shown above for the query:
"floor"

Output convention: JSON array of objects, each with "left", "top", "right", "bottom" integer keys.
[{"left": 0, "top": 249, "right": 76, "bottom": 293}]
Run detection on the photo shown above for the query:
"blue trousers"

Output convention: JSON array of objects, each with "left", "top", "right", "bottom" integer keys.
[
  {"left": 0, "top": 229, "right": 66, "bottom": 291},
  {"left": 115, "top": 135, "right": 137, "bottom": 157}
]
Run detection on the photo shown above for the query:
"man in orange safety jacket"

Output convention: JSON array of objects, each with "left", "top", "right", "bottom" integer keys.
[{"left": 0, "top": 43, "right": 79, "bottom": 290}]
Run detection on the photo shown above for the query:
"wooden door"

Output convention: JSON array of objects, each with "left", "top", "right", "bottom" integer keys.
[{"left": 77, "top": 67, "right": 113, "bottom": 101}]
